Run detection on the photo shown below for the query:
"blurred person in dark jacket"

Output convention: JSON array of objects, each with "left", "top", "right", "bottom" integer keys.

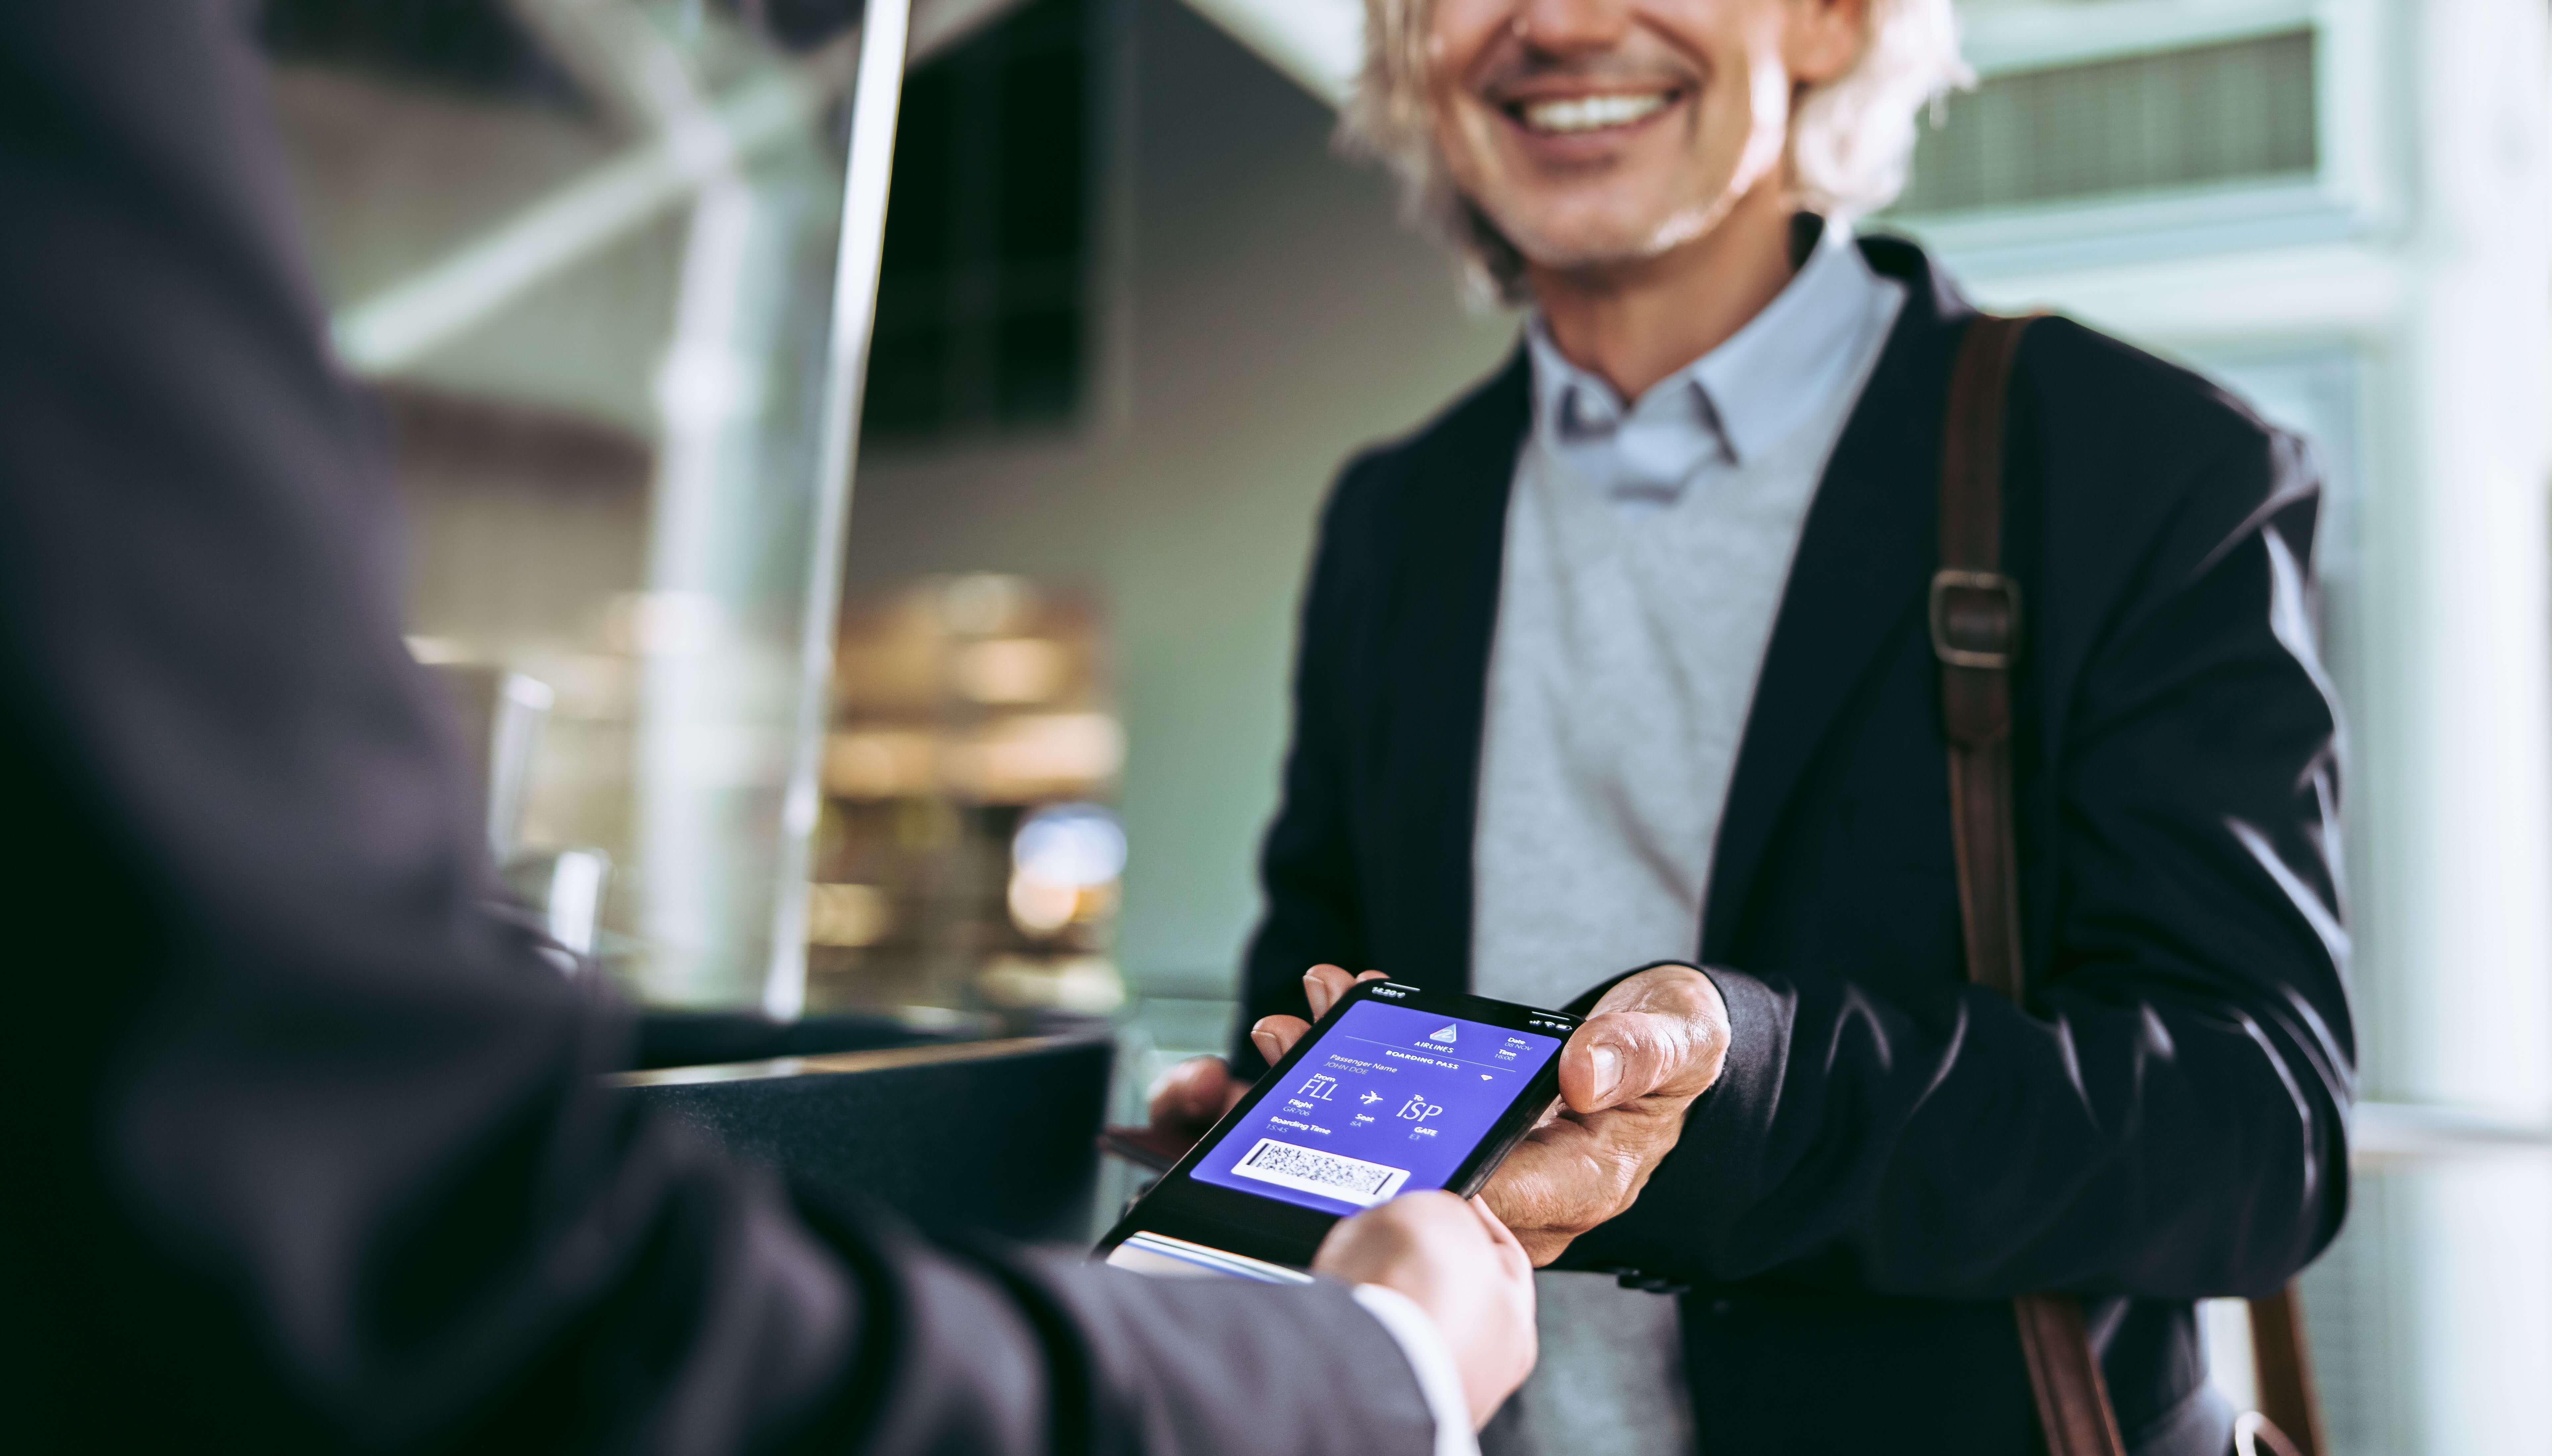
[
  {"left": 1147, "top": 1, "right": 2354, "bottom": 1453},
  {"left": 0, "top": 4, "right": 1537, "bottom": 1450}
]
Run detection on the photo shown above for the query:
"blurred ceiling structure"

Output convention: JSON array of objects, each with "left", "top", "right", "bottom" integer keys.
[
  {"left": 1179, "top": 0, "right": 1359, "bottom": 105},
  {"left": 326, "top": 0, "right": 1033, "bottom": 372},
  {"left": 319, "top": 0, "right": 1356, "bottom": 374}
]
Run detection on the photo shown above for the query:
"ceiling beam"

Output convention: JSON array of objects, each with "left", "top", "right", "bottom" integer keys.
[
  {"left": 1178, "top": 0, "right": 1361, "bottom": 108},
  {"left": 332, "top": 0, "right": 1028, "bottom": 375}
]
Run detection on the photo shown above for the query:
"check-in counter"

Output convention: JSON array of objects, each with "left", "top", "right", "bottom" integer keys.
[{"left": 614, "top": 1021, "right": 1117, "bottom": 1245}]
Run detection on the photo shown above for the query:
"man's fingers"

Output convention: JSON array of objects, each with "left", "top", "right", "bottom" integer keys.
[
  {"left": 1559, "top": 968, "right": 1730, "bottom": 1113},
  {"left": 1465, "top": 969, "right": 1732, "bottom": 1264},
  {"left": 1476, "top": 1122, "right": 1616, "bottom": 1264},
  {"left": 1145, "top": 1055, "right": 1235, "bottom": 1131},
  {"left": 1301, "top": 964, "right": 1388, "bottom": 1020},
  {"left": 1477, "top": 1097, "right": 1699, "bottom": 1264},
  {"left": 1559, "top": 1011, "right": 1681, "bottom": 1112},
  {"left": 1301, "top": 964, "right": 1355, "bottom": 1019},
  {"left": 1254, "top": 963, "right": 1387, "bottom": 1073},
  {"left": 1250, "top": 1014, "right": 1312, "bottom": 1065}
]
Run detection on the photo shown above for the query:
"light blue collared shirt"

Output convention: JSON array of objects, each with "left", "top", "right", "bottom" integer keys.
[
  {"left": 1477, "top": 221, "right": 1907, "bottom": 1456},
  {"left": 1524, "top": 219, "right": 1900, "bottom": 514}
]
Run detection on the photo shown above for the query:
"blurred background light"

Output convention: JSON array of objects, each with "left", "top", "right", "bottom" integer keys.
[{"left": 1013, "top": 803, "right": 1128, "bottom": 887}]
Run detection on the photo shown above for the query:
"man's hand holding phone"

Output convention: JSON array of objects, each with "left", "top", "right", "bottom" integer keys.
[
  {"left": 1139, "top": 1054, "right": 1537, "bottom": 1429},
  {"left": 1140, "top": 1053, "right": 1253, "bottom": 1149},
  {"left": 1150, "top": 963, "right": 1731, "bottom": 1266}
]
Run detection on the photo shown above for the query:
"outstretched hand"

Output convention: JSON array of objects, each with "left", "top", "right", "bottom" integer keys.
[
  {"left": 1252, "top": 964, "right": 1730, "bottom": 1266},
  {"left": 1314, "top": 1192, "right": 1536, "bottom": 1429}
]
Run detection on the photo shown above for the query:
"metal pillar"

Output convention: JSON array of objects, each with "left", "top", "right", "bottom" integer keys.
[{"left": 762, "top": 0, "right": 916, "bottom": 1017}]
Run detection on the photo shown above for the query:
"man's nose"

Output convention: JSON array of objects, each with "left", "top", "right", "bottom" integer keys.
[{"left": 1511, "top": 0, "right": 1633, "bottom": 55}]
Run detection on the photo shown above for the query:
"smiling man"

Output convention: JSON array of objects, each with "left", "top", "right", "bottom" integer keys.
[{"left": 1149, "top": 1, "right": 2356, "bottom": 1454}]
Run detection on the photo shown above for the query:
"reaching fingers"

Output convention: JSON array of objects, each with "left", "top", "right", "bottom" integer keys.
[{"left": 1146, "top": 1056, "right": 1235, "bottom": 1132}]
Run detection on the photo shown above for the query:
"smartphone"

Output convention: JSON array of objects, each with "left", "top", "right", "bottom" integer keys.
[{"left": 1097, "top": 979, "right": 1581, "bottom": 1281}]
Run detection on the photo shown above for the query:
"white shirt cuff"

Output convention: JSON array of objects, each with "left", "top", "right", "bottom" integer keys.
[{"left": 1350, "top": 1283, "right": 1483, "bottom": 1456}]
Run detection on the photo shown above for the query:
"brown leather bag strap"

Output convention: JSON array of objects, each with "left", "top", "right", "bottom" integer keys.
[
  {"left": 1936, "top": 313, "right": 2127, "bottom": 1456},
  {"left": 2247, "top": 1283, "right": 2329, "bottom": 1456},
  {"left": 1938, "top": 314, "right": 2329, "bottom": 1456},
  {"left": 1936, "top": 313, "right": 2034, "bottom": 1001}
]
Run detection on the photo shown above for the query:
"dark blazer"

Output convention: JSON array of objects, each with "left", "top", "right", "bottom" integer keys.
[
  {"left": 1236, "top": 236, "right": 2354, "bottom": 1455},
  {"left": 0, "top": 6, "right": 1442, "bottom": 1452}
]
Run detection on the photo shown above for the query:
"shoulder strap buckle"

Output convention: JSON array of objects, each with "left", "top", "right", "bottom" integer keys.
[{"left": 1930, "top": 568, "right": 2022, "bottom": 670}]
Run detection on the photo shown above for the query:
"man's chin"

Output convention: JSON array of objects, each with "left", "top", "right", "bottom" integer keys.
[
  {"left": 1502, "top": 224, "right": 1687, "bottom": 281},
  {"left": 1495, "top": 199, "right": 1742, "bottom": 284}
]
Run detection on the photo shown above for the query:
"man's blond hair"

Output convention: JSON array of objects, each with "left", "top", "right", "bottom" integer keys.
[{"left": 1340, "top": 0, "right": 1971, "bottom": 302}]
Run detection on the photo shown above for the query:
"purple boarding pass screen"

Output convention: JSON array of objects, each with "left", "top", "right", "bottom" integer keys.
[{"left": 1190, "top": 999, "right": 1565, "bottom": 1217}]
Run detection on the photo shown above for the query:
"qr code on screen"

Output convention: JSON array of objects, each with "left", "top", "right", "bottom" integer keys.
[{"left": 1240, "top": 1140, "right": 1397, "bottom": 1196}]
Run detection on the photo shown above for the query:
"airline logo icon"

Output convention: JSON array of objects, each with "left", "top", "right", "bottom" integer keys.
[{"left": 1428, "top": 1024, "right": 1458, "bottom": 1045}]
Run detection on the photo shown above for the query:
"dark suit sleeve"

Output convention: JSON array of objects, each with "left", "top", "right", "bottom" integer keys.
[
  {"left": 1231, "top": 455, "right": 1386, "bottom": 1072},
  {"left": 1572, "top": 426, "right": 2352, "bottom": 1302},
  {"left": 0, "top": 7, "right": 1438, "bottom": 1451}
]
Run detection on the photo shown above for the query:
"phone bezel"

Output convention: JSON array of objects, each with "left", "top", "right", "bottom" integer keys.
[{"left": 1096, "top": 980, "right": 1582, "bottom": 1269}]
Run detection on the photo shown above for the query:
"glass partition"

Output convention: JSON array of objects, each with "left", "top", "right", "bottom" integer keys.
[{"left": 259, "top": 0, "right": 903, "bottom": 1014}]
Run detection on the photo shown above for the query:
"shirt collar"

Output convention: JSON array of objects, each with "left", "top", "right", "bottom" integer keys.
[{"left": 1525, "top": 218, "right": 1891, "bottom": 470}]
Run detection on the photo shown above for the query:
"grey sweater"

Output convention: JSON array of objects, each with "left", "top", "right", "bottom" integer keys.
[{"left": 1471, "top": 228, "right": 1903, "bottom": 1455}]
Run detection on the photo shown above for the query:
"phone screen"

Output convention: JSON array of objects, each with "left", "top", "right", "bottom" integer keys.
[{"left": 1185, "top": 997, "right": 1566, "bottom": 1217}]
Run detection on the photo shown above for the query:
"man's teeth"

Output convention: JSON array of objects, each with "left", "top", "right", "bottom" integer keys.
[{"left": 1519, "top": 92, "right": 1671, "bottom": 135}]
